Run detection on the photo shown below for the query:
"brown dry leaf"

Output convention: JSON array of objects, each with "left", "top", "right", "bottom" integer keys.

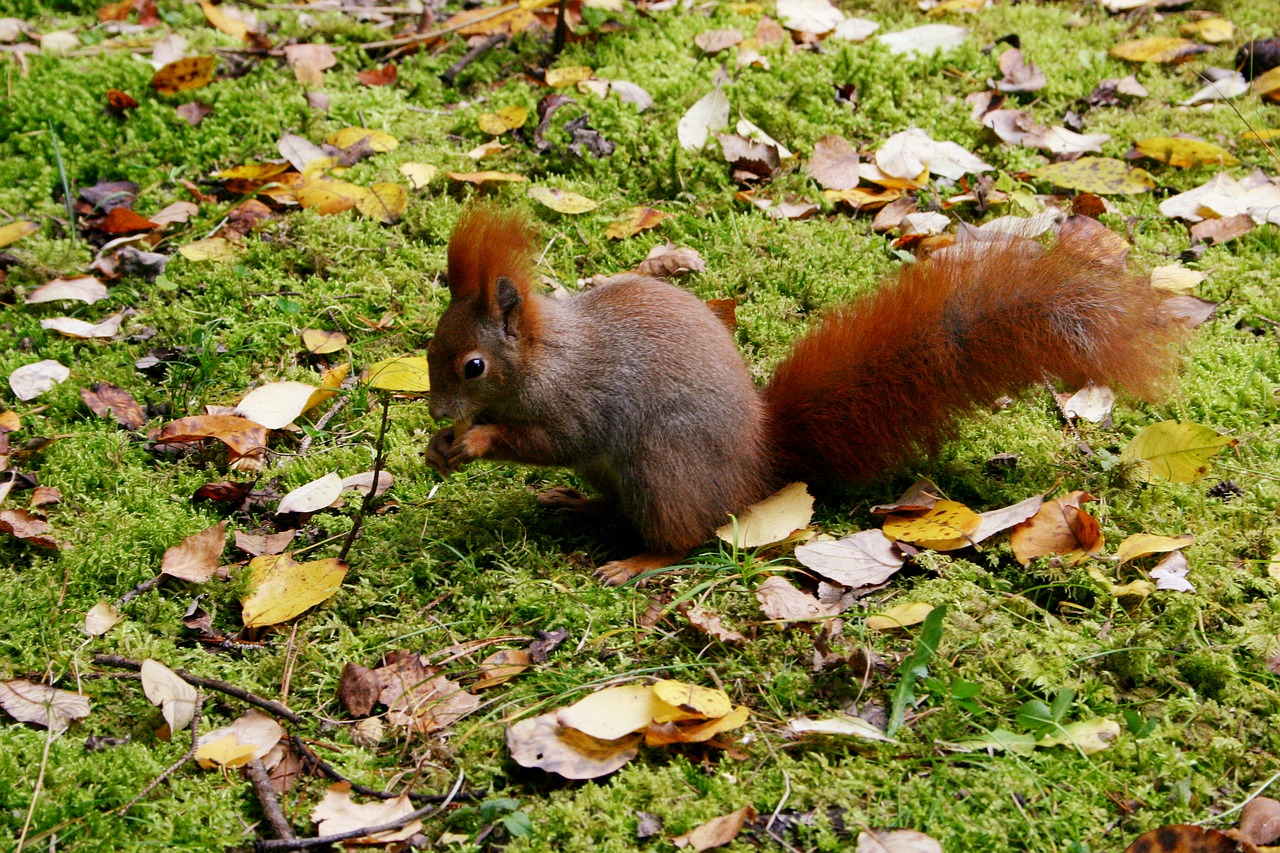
[
  {"left": 140, "top": 659, "right": 198, "bottom": 733},
  {"left": 715, "top": 481, "right": 813, "bottom": 548},
  {"left": 1009, "top": 491, "right": 1103, "bottom": 566},
  {"left": 871, "top": 478, "right": 941, "bottom": 514},
  {"left": 40, "top": 314, "right": 124, "bottom": 340},
  {"left": 150, "top": 201, "right": 199, "bottom": 226},
  {"left": 0, "top": 679, "right": 90, "bottom": 733},
  {"left": 447, "top": 170, "right": 528, "bottom": 185},
  {"left": 970, "top": 493, "right": 1046, "bottom": 543},
  {"left": 1109, "top": 37, "right": 1209, "bottom": 64},
  {"left": 882, "top": 500, "right": 981, "bottom": 550},
  {"left": 473, "top": 648, "right": 533, "bottom": 689},
  {"left": 386, "top": 672, "right": 481, "bottom": 733},
  {"left": 151, "top": 56, "right": 218, "bottom": 94},
  {"left": 160, "top": 522, "right": 227, "bottom": 583},
  {"left": 311, "top": 783, "right": 422, "bottom": 843},
  {"left": 234, "top": 529, "right": 298, "bottom": 557},
  {"left": 672, "top": 806, "right": 756, "bottom": 851},
  {"left": 824, "top": 185, "right": 903, "bottom": 211},
  {"left": 607, "top": 206, "right": 670, "bottom": 239},
  {"left": 637, "top": 245, "right": 706, "bottom": 279},
  {"left": 9, "top": 360, "right": 69, "bottom": 402},
  {"left": 277, "top": 472, "right": 343, "bottom": 514},
  {"left": 1119, "top": 421, "right": 1237, "bottom": 483},
  {"left": 283, "top": 43, "right": 336, "bottom": 86},
  {"left": 0, "top": 221, "right": 38, "bottom": 248},
  {"left": 26, "top": 275, "right": 107, "bottom": 305},
  {"left": 1121, "top": 825, "right": 1252, "bottom": 853},
  {"left": 685, "top": 606, "right": 746, "bottom": 644},
  {"left": 546, "top": 65, "right": 593, "bottom": 87},
  {"left": 695, "top": 28, "right": 743, "bottom": 54},
  {"left": 194, "top": 481, "right": 253, "bottom": 504},
  {"left": 866, "top": 601, "right": 935, "bottom": 631},
  {"left": 84, "top": 601, "right": 122, "bottom": 636},
  {"left": 338, "top": 662, "right": 381, "bottom": 716},
  {"left": 992, "top": 48, "right": 1046, "bottom": 93},
  {"left": 196, "top": 710, "right": 284, "bottom": 768},
  {"left": 507, "top": 711, "right": 641, "bottom": 779},
  {"left": 340, "top": 471, "right": 393, "bottom": 497},
  {"left": 240, "top": 552, "right": 348, "bottom": 627},
  {"left": 0, "top": 509, "right": 56, "bottom": 547},
  {"left": 756, "top": 575, "right": 842, "bottom": 622},
  {"left": 794, "top": 529, "right": 905, "bottom": 588},
  {"left": 1240, "top": 797, "right": 1280, "bottom": 846},
  {"left": 1190, "top": 214, "right": 1254, "bottom": 245},
  {"left": 157, "top": 414, "right": 268, "bottom": 461},
  {"left": 0, "top": 410, "right": 20, "bottom": 432},
  {"left": 357, "top": 63, "right": 397, "bottom": 86},
  {"left": 807, "top": 135, "right": 860, "bottom": 191}
]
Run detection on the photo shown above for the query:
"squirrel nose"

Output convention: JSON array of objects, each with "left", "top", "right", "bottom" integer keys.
[{"left": 428, "top": 395, "right": 450, "bottom": 421}]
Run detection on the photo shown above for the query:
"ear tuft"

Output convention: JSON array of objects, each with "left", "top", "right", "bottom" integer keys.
[{"left": 446, "top": 206, "right": 534, "bottom": 304}]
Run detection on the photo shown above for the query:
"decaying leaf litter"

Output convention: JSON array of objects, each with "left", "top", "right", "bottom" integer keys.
[{"left": 1, "top": 0, "right": 1279, "bottom": 849}]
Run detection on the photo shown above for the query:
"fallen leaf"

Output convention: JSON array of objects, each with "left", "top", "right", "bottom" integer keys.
[
  {"left": 324, "top": 127, "right": 398, "bottom": 152},
  {"left": 1157, "top": 171, "right": 1280, "bottom": 224},
  {"left": 1189, "top": 214, "right": 1254, "bottom": 244},
  {"left": 1122, "top": 825, "right": 1251, "bottom": 853},
  {"left": 855, "top": 829, "right": 944, "bottom": 852},
  {"left": 607, "top": 206, "right": 670, "bottom": 239},
  {"left": 1240, "top": 797, "right": 1280, "bottom": 847},
  {"left": 473, "top": 649, "right": 532, "bottom": 689},
  {"left": 1009, "top": 491, "right": 1103, "bottom": 565},
  {"left": 806, "top": 135, "right": 860, "bottom": 191},
  {"left": 646, "top": 704, "right": 750, "bottom": 746},
  {"left": 160, "top": 522, "right": 227, "bottom": 583},
  {"left": 695, "top": 28, "right": 743, "bottom": 54},
  {"left": 878, "top": 23, "right": 968, "bottom": 56},
  {"left": 1115, "top": 532, "right": 1195, "bottom": 564},
  {"left": 715, "top": 481, "right": 813, "bottom": 548},
  {"left": 84, "top": 602, "right": 122, "bottom": 636},
  {"left": 177, "top": 237, "right": 237, "bottom": 261},
  {"left": 882, "top": 500, "right": 981, "bottom": 550},
  {"left": 672, "top": 806, "right": 756, "bottom": 851},
  {"left": 339, "top": 471, "right": 393, "bottom": 497},
  {"left": 311, "top": 783, "right": 422, "bottom": 843},
  {"left": 1133, "top": 137, "right": 1239, "bottom": 168},
  {"left": 637, "top": 245, "right": 706, "bottom": 279},
  {"left": 0, "top": 509, "right": 56, "bottom": 547},
  {"left": 156, "top": 415, "right": 268, "bottom": 461},
  {"left": 528, "top": 186, "right": 599, "bottom": 214},
  {"left": 240, "top": 552, "right": 348, "bottom": 627},
  {"left": 1109, "top": 37, "right": 1209, "bottom": 64},
  {"left": 794, "top": 529, "right": 904, "bottom": 588},
  {"left": 1036, "top": 717, "right": 1120, "bottom": 754},
  {"left": 1120, "top": 421, "right": 1237, "bottom": 483},
  {"left": 26, "top": 275, "right": 107, "bottom": 305},
  {"left": 381, "top": 666, "right": 480, "bottom": 733},
  {"left": 141, "top": 659, "right": 198, "bottom": 733},
  {"left": 652, "top": 680, "right": 733, "bottom": 720},
  {"left": 300, "top": 328, "right": 347, "bottom": 354},
  {"left": 992, "top": 48, "right": 1046, "bottom": 93},
  {"left": 399, "top": 162, "right": 437, "bottom": 189},
  {"left": 546, "top": 65, "right": 593, "bottom": 87},
  {"left": 506, "top": 711, "right": 641, "bottom": 779},
  {"left": 0, "top": 221, "right": 38, "bottom": 248},
  {"left": 364, "top": 355, "right": 431, "bottom": 391},
  {"left": 1030, "top": 157, "right": 1155, "bottom": 195},
  {"left": 678, "top": 85, "right": 730, "bottom": 151},
  {"left": 9, "top": 360, "right": 69, "bottom": 401},
  {"left": 357, "top": 63, "right": 397, "bottom": 86},
  {"left": 1180, "top": 17, "right": 1234, "bottom": 43},
  {"left": 356, "top": 182, "right": 408, "bottom": 225},
  {"left": 557, "top": 683, "right": 662, "bottom": 739},
  {"left": 477, "top": 104, "right": 529, "bottom": 135},
  {"left": 40, "top": 314, "right": 124, "bottom": 340},
  {"left": 234, "top": 380, "right": 326, "bottom": 430},
  {"left": 0, "top": 679, "right": 90, "bottom": 733},
  {"left": 866, "top": 601, "right": 935, "bottom": 630},
  {"left": 685, "top": 606, "right": 747, "bottom": 644},
  {"left": 786, "top": 714, "right": 895, "bottom": 742},
  {"left": 756, "top": 575, "right": 842, "bottom": 622},
  {"left": 1059, "top": 384, "right": 1116, "bottom": 423},
  {"left": 446, "top": 170, "right": 528, "bottom": 185},
  {"left": 277, "top": 472, "right": 343, "bottom": 514},
  {"left": 234, "top": 529, "right": 298, "bottom": 557},
  {"left": 196, "top": 710, "right": 284, "bottom": 768},
  {"left": 151, "top": 56, "right": 217, "bottom": 94},
  {"left": 297, "top": 178, "right": 367, "bottom": 215},
  {"left": 1181, "top": 72, "right": 1248, "bottom": 105},
  {"left": 832, "top": 17, "right": 878, "bottom": 41},
  {"left": 610, "top": 80, "right": 654, "bottom": 111},
  {"left": 775, "top": 0, "right": 842, "bottom": 34},
  {"left": 1150, "top": 550, "right": 1195, "bottom": 592}
]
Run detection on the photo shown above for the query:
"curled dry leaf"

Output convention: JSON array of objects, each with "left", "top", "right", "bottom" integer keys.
[
  {"left": 141, "top": 659, "right": 198, "bottom": 733},
  {"left": 716, "top": 481, "right": 813, "bottom": 548},
  {"left": 156, "top": 415, "right": 268, "bottom": 462},
  {"left": 447, "top": 170, "right": 528, "bottom": 185},
  {"left": 81, "top": 383, "right": 145, "bottom": 429},
  {"left": 795, "top": 529, "right": 904, "bottom": 588},
  {"left": 196, "top": 710, "right": 284, "bottom": 768},
  {"left": 0, "top": 679, "right": 91, "bottom": 733},
  {"left": 0, "top": 509, "right": 57, "bottom": 548},
  {"left": 25, "top": 275, "right": 108, "bottom": 305},
  {"left": 9, "top": 360, "right": 70, "bottom": 402},
  {"left": 607, "top": 206, "right": 670, "bottom": 239},
  {"left": 970, "top": 493, "right": 1046, "bottom": 543},
  {"left": 41, "top": 313, "right": 124, "bottom": 340},
  {"left": 1150, "top": 550, "right": 1195, "bottom": 592},
  {"left": 160, "top": 521, "right": 227, "bottom": 583},
  {"left": 672, "top": 806, "right": 756, "bottom": 852},
  {"left": 84, "top": 601, "right": 122, "bottom": 636},
  {"left": 992, "top": 48, "right": 1046, "bottom": 93},
  {"left": 473, "top": 648, "right": 533, "bottom": 689},
  {"left": 240, "top": 552, "right": 348, "bottom": 627},
  {"left": 311, "top": 783, "right": 422, "bottom": 843},
  {"left": 277, "top": 472, "right": 343, "bottom": 514},
  {"left": 756, "top": 575, "right": 843, "bottom": 622},
  {"left": 637, "top": 245, "right": 706, "bottom": 279},
  {"left": 786, "top": 714, "right": 895, "bottom": 742},
  {"left": 684, "top": 606, "right": 746, "bottom": 644},
  {"left": 507, "top": 711, "right": 642, "bottom": 779},
  {"left": 1009, "top": 491, "right": 1103, "bottom": 566}
]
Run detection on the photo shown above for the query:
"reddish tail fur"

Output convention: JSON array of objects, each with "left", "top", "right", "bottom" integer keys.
[{"left": 763, "top": 231, "right": 1181, "bottom": 484}]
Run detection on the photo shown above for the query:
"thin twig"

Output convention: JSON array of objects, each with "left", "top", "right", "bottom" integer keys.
[
  {"left": 360, "top": 3, "right": 517, "bottom": 50},
  {"left": 94, "top": 655, "right": 303, "bottom": 725},
  {"left": 337, "top": 395, "right": 391, "bottom": 564},
  {"left": 14, "top": 717, "right": 55, "bottom": 852},
  {"left": 119, "top": 692, "right": 204, "bottom": 816},
  {"left": 288, "top": 735, "right": 480, "bottom": 804},
  {"left": 296, "top": 393, "right": 350, "bottom": 457},
  {"left": 264, "top": 3, "right": 424, "bottom": 11},
  {"left": 115, "top": 573, "right": 163, "bottom": 608},
  {"left": 247, "top": 758, "right": 296, "bottom": 841},
  {"left": 440, "top": 33, "right": 507, "bottom": 85},
  {"left": 257, "top": 771, "right": 466, "bottom": 851}
]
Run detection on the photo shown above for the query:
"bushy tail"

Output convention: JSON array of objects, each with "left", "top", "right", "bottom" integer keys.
[{"left": 762, "top": 225, "right": 1183, "bottom": 484}]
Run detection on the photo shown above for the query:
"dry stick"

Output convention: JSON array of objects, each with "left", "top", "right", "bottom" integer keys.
[
  {"left": 360, "top": 3, "right": 518, "bottom": 50},
  {"left": 257, "top": 771, "right": 466, "bottom": 852},
  {"left": 296, "top": 393, "right": 349, "bottom": 458},
  {"left": 116, "top": 573, "right": 163, "bottom": 608},
  {"left": 119, "top": 692, "right": 204, "bottom": 816},
  {"left": 337, "top": 395, "right": 391, "bottom": 564},
  {"left": 246, "top": 758, "right": 296, "bottom": 841},
  {"left": 94, "top": 655, "right": 303, "bottom": 726},
  {"left": 13, "top": 715, "right": 55, "bottom": 852},
  {"left": 438, "top": 33, "right": 508, "bottom": 85},
  {"left": 288, "top": 734, "right": 479, "bottom": 804}
]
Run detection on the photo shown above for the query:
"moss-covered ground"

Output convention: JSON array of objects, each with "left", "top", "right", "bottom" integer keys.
[{"left": 1, "top": 0, "right": 1279, "bottom": 850}]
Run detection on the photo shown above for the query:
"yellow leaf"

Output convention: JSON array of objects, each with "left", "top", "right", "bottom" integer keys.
[
  {"left": 716, "top": 481, "right": 813, "bottom": 548},
  {"left": 446, "top": 170, "right": 527, "bottom": 185},
  {"left": 466, "top": 139, "right": 508, "bottom": 160},
  {"left": 195, "top": 711, "right": 285, "bottom": 768},
  {"left": 240, "top": 553, "right": 349, "bottom": 627},
  {"left": 1119, "top": 420, "right": 1237, "bottom": 483},
  {"left": 606, "top": 206, "right": 670, "bottom": 239},
  {"left": 866, "top": 602, "right": 934, "bottom": 631},
  {"left": 1109, "top": 37, "right": 1207, "bottom": 64},
  {"left": 882, "top": 500, "right": 981, "bottom": 550},
  {"left": 356, "top": 182, "right": 408, "bottom": 225},
  {"left": 194, "top": 735, "right": 258, "bottom": 769},
  {"left": 199, "top": 0, "right": 248, "bottom": 38},
  {"left": 364, "top": 355, "right": 430, "bottom": 391},
  {"left": 234, "top": 381, "right": 323, "bottom": 430},
  {"left": 1115, "top": 533, "right": 1195, "bottom": 564},
  {"left": 0, "top": 221, "right": 37, "bottom": 248},
  {"left": 1030, "top": 157, "right": 1155, "bottom": 195},
  {"left": 527, "top": 186, "right": 599, "bottom": 214},
  {"left": 297, "top": 179, "right": 368, "bottom": 214},
  {"left": 301, "top": 328, "right": 348, "bottom": 354},
  {"left": 1241, "top": 128, "right": 1280, "bottom": 142},
  {"left": 399, "top": 162, "right": 437, "bottom": 189},
  {"left": 324, "top": 127, "right": 399, "bottom": 152},
  {"left": 150, "top": 56, "right": 218, "bottom": 95},
  {"left": 545, "top": 65, "right": 593, "bottom": 87},
  {"left": 477, "top": 105, "right": 529, "bottom": 135},
  {"left": 1036, "top": 718, "right": 1120, "bottom": 754},
  {"left": 1179, "top": 17, "right": 1234, "bottom": 44},
  {"left": 556, "top": 683, "right": 661, "bottom": 740},
  {"left": 178, "top": 237, "right": 237, "bottom": 261},
  {"left": 652, "top": 680, "right": 733, "bottom": 720},
  {"left": 822, "top": 186, "right": 904, "bottom": 210},
  {"left": 1252, "top": 67, "right": 1280, "bottom": 102},
  {"left": 1133, "top": 137, "right": 1238, "bottom": 168},
  {"left": 645, "top": 704, "right": 750, "bottom": 745}
]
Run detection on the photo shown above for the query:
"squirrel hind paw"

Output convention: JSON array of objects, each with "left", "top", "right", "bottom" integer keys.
[
  {"left": 595, "top": 552, "right": 685, "bottom": 586},
  {"left": 536, "top": 487, "right": 598, "bottom": 514}
]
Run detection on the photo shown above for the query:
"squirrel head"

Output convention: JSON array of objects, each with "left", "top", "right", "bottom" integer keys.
[{"left": 427, "top": 206, "right": 540, "bottom": 422}]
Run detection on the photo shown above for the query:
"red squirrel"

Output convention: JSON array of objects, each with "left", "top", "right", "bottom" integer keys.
[{"left": 425, "top": 207, "right": 1180, "bottom": 585}]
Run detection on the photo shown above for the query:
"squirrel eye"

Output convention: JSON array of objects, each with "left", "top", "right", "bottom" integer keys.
[{"left": 462, "top": 357, "right": 486, "bottom": 380}]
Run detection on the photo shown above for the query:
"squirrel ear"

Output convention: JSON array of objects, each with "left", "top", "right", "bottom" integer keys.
[{"left": 494, "top": 275, "right": 523, "bottom": 337}]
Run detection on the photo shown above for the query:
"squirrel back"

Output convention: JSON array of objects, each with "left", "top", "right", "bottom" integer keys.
[{"left": 763, "top": 227, "right": 1180, "bottom": 484}]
